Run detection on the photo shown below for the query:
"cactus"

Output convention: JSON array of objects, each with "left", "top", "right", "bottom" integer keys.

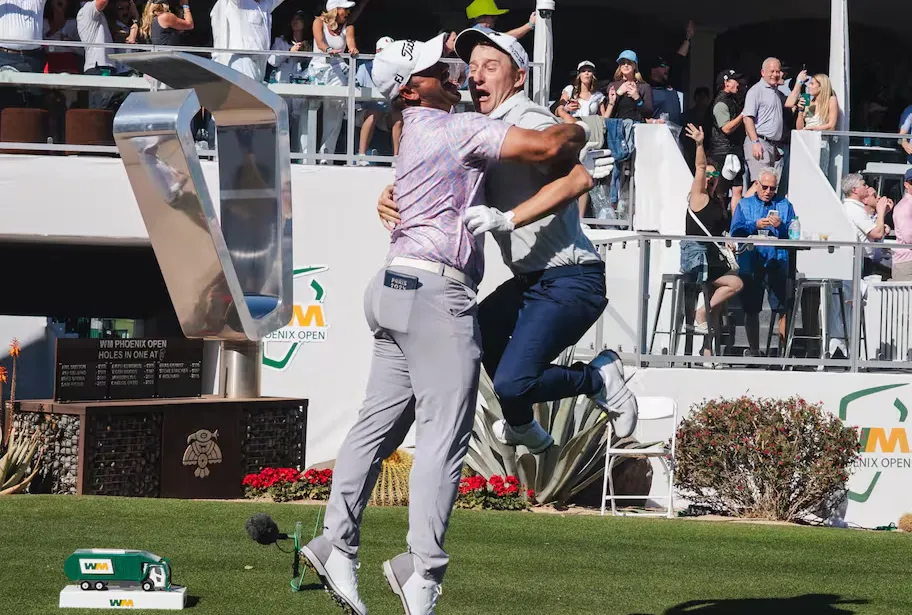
[
  {"left": 0, "top": 428, "right": 42, "bottom": 495},
  {"left": 467, "top": 346, "right": 641, "bottom": 506},
  {"left": 369, "top": 449, "right": 412, "bottom": 507}
]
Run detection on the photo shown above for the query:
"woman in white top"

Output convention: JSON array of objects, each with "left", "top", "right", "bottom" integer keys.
[
  {"left": 797, "top": 72, "right": 839, "bottom": 131},
  {"left": 797, "top": 71, "right": 839, "bottom": 173},
  {"left": 556, "top": 61, "right": 604, "bottom": 218},
  {"left": 304, "top": 0, "right": 360, "bottom": 162},
  {"left": 556, "top": 61, "right": 605, "bottom": 120},
  {"left": 269, "top": 10, "right": 313, "bottom": 158}
]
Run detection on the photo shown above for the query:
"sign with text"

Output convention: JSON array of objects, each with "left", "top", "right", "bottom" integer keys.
[{"left": 55, "top": 339, "right": 203, "bottom": 402}]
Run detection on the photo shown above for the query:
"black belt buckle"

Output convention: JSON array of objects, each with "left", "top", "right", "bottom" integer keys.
[{"left": 384, "top": 270, "right": 419, "bottom": 291}]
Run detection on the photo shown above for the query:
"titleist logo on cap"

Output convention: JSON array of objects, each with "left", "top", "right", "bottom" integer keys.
[{"left": 401, "top": 40, "right": 415, "bottom": 61}]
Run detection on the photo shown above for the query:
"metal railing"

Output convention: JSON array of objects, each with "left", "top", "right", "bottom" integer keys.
[
  {"left": 0, "top": 38, "right": 545, "bottom": 166},
  {"left": 589, "top": 233, "right": 912, "bottom": 373}
]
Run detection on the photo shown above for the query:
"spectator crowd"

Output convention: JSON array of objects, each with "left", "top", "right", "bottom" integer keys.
[{"left": 3, "top": 0, "right": 912, "bottom": 366}]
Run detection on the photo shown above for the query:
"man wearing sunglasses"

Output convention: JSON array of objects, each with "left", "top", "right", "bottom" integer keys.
[{"left": 730, "top": 168, "right": 797, "bottom": 357}]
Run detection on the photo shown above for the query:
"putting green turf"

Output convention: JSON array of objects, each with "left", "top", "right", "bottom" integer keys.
[{"left": 1, "top": 496, "right": 909, "bottom": 614}]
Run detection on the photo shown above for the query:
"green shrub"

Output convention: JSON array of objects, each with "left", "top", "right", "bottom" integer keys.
[{"left": 675, "top": 396, "right": 860, "bottom": 521}]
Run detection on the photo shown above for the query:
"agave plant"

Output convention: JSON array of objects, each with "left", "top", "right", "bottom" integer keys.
[
  {"left": 467, "top": 347, "right": 638, "bottom": 505},
  {"left": 0, "top": 428, "right": 42, "bottom": 495}
]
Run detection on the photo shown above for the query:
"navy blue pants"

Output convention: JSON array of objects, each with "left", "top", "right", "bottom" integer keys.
[{"left": 478, "top": 263, "right": 608, "bottom": 426}]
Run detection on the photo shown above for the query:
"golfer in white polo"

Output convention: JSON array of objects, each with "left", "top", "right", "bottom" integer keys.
[{"left": 301, "top": 34, "right": 596, "bottom": 615}]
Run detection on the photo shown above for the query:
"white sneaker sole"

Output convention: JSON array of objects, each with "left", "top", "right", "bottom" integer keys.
[
  {"left": 383, "top": 560, "right": 413, "bottom": 615},
  {"left": 492, "top": 420, "right": 553, "bottom": 454},
  {"left": 300, "top": 546, "right": 366, "bottom": 615}
]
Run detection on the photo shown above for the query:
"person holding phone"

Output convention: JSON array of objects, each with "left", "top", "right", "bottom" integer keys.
[
  {"left": 730, "top": 167, "right": 797, "bottom": 357},
  {"left": 556, "top": 61, "right": 604, "bottom": 120},
  {"left": 797, "top": 72, "right": 839, "bottom": 131}
]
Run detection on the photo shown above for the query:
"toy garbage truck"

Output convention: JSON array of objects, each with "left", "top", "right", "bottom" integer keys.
[{"left": 64, "top": 549, "right": 173, "bottom": 592}]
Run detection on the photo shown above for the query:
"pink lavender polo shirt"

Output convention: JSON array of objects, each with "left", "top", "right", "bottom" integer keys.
[
  {"left": 893, "top": 193, "right": 912, "bottom": 265},
  {"left": 387, "top": 107, "right": 511, "bottom": 286}
]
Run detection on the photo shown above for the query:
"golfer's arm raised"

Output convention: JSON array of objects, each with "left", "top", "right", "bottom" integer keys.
[{"left": 499, "top": 123, "right": 587, "bottom": 164}]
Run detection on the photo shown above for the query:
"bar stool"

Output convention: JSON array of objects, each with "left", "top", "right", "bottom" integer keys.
[
  {"left": 784, "top": 278, "right": 848, "bottom": 363},
  {"left": 0, "top": 108, "right": 49, "bottom": 154},
  {"left": 65, "top": 109, "right": 114, "bottom": 149},
  {"left": 649, "top": 273, "right": 713, "bottom": 357}
]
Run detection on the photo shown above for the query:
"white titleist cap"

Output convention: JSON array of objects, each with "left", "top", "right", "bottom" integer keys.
[
  {"left": 453, "top": 28, "right": 529, "bottom": 71},
  {"left": 326, "top": 0, "right": 355, "bottom": 10},
  {"left": 370, "top": 33, "right": 447, "bottom": 100},
  {"left": 375, "top": 36, "right": 394, "bottom": 53}
]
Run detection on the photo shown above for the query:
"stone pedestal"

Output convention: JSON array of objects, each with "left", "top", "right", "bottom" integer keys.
[{"left": 14, "top": 396, "right": 307, "bottom": 498}]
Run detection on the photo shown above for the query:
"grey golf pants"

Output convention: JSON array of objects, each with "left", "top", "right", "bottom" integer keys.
[{"left": 323, "top": 265, "right": 482, "bottom": 583}]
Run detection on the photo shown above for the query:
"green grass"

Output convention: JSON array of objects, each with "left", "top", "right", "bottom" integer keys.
[{"left": 0, "top": 496, "right": 909, "bottom": 614}]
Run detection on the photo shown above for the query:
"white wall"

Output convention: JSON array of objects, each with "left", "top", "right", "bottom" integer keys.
[
  {"left": 0, "top": 155, "right": 514, "bottom": 465},
  {"left": 3, "top": 155, "right": 911, "bottom": 526},
  {"left": 788, "top": 130, "right": 856, "bottom": 280}
]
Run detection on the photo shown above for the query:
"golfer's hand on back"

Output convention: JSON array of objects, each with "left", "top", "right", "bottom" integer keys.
[
  {"left": 378, "top": 184, "right": 401, "bottom": 231},
  {"left": 463, "top": 206, "right": 515, "bottom": 236}
]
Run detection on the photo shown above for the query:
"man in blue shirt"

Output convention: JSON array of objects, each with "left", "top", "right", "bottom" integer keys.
[
  {"left": 899, "top": 104, "right": 912, "bottom": 164},
  {"left": 730, "top": 167, "right": 796, "bottom": 356},
  {"left": 648, "top": 56, "right": 683, "bottom": 126}
]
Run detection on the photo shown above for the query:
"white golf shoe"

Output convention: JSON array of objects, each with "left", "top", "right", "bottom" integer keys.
[
  {"left": 492, "top": 419, "right": 553, "bottom": 454},
  {"left": 589, "top": 349, "right": 638, "bottom": 438},
  {"left": 301, "top": 536, "right": 368, "bottom": 615},
  {"left": 383, "top": 553, "right": 442, "bottom": 615}
]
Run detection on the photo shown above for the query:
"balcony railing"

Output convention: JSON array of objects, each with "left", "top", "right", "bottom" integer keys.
[
  {"left": 589, "top": 233, "right": 912, "bottom": 373},
  {"left": 0, "top": 38, "right": 545, "bottom": 165}
]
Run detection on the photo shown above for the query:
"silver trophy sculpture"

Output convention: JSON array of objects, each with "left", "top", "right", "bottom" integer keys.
[{"left": 113, "top": 52, "right": 293, "bottom": 398}]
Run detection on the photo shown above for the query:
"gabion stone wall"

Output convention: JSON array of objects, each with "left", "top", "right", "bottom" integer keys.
[
  {"left": 13, "top": 412, "right": 80, "bottom": 495},
  {"left": 240, "top": 403, "right": 307, "bottom": 474},
  {"left": 83, "top": 412, "right": 162, "bottom": 497}
]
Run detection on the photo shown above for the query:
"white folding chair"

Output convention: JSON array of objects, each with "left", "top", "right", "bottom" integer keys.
[{"left": 600, "top": 396, "right": 678, "bottom": 518}]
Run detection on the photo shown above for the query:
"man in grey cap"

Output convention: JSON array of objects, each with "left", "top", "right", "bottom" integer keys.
[
  {"left": 379, "top": 29, "right": 637, "bottom": 455},
  {"left": 302, "top": 33, "right": 596, "bottom": 615}
]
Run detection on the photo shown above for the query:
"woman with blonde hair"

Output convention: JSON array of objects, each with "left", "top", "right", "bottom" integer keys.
[
  {"left": 602, "top": 49, "right": 653, "bottom": 122},
  {"left": 797, "top": 72, "right": 839, "bottom": 131},
  {"left": 304, "top": 0, "right": 363, "bottom": 162},
  {"left": 140, "top": 0, "right": 192, "bottom": 45},
  {"left": 139, "top": 0, "right": 192, "bottom": 91}
]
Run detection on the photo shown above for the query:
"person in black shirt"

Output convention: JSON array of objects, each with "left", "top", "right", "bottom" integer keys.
[
  {"left": 708, "top": 69, "right": 747, "bottom": 211},
  {"left": 680, "top": 123, "right": 743, "bottom": 358},
  {"left": 602, "top": 49, "right": 653, "bottom": 122},
  {"left": 140, "top": 0, "right": 193, "bottom": 45}
]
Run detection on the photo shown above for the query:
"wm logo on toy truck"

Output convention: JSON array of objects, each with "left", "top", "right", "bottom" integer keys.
[{"left": 80, "top": 559, "right": 113, "bottom": 574}]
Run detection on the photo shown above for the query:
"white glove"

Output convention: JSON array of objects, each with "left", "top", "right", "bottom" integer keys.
[
  {"left": 463, "top": 206, "right": 515, "bottom": 236},
  {"left": 582, "top": 148, "right": 615, "bottom": 180}
]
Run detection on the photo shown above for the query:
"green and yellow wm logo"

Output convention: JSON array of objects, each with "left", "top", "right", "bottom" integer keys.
[
  {"left": 262, "top": 266, "right": 328, "bottom": 371},
  {"left": 840, "top": 384, "right": 910, "bottom": 503}
]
